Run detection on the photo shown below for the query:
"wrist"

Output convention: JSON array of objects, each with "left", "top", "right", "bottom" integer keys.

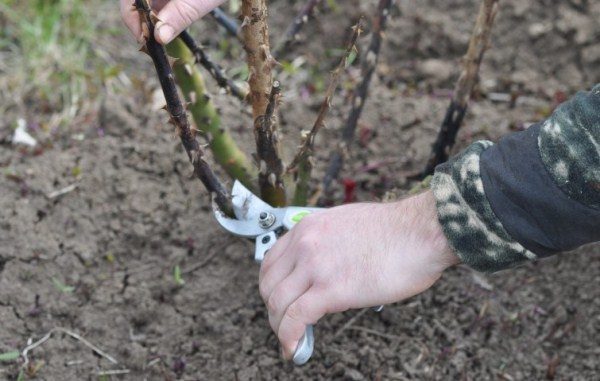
[{"left": 396, "top": 190, "right": 459, "bottom": 272}]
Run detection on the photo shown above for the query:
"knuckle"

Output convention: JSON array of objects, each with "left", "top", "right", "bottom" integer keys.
[
  {"left": 266, "top": 291, "right": 282, "bottom": 314},
  {"left": 303, "top": 250, "right": 321, "bottom": 267},
  {"left": 285, "top": 301, "right": 304, "bottom": 323},
  {"left": 295, "top": 235, "right": 316, "bottom": 254},
  {"left": 175, "top": 0, "right": 201, "bottom": 25},
  {"left": 259, "top": 259, "right": 272, "bottom": 277}
]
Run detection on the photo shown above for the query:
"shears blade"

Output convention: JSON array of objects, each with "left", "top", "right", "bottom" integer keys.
[{"left": 212, "top": 181, "right": 284, "bottom": 238}]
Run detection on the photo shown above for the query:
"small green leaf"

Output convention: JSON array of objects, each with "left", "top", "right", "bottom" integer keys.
[
  {"left": 345, "top": 48, "right": 358, "bottom": 68},
  {"left": 174, "top": 265, "right": 185, "bottom": 286},
  {"left": 0, "top": 350, "right": 19, "bottom": 362},
  {"left": 71, "top": 166, "right": 81, "bottom": 177},
  {"left": 52, "top": 277, "right": 75, "bottom": 293}
]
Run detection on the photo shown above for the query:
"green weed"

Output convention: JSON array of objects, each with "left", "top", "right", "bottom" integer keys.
[
  {"left": 0, "top": 0, "right": 120, "bottom": 127},
  {"left": 173, "top": 265, "right": 185, "bottom": 286},
  {"left": 52, "top": 276, "right": 75, "bottom": 293},
  {"left": 0, "top": 350, "right": 19, "bottom": 362}
]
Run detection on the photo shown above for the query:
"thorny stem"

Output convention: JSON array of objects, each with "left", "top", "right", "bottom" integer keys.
[
  {"left": 255, "top": 82, "right": 286, "bottom": 206},
  {"left": 241, "top": 0, "right": 275, "bottom": 121},
  {"left": 179, "top": 30, "right": 248, "bottom": 101},
  {"left": 420, "top": 0, "right": 499, "bottom": 178},
  {"left": 134, "top": 0, "right": 232, "bottom": 214},
  {"left": 167, "top": 38, "right": 257, "bottom": 191},
  {"left": 241, "top": 0, "right": 286, "bottom": 206},
  {"left": 272, "top": 0, "right": 323, "bottom": 59},
  {"left": 210, "top": 7, "right": 240, "bottom": 38},
  {"left": 287, "top": 21, "right": 363, "bottom": 205},
  {"left": 321, "top": 0, "right": 394, "bottom": 202}
]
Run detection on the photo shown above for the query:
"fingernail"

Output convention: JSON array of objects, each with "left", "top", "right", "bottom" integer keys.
[{"left": 156, "top": 22, "right": 175, "bottom": 44}]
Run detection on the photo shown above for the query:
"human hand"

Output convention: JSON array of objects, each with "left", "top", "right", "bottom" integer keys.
[
  {"left": 120, "top": 0, "right": 227, "bottom": 44},
  {"left": 258, "top": 190, "right": 458, "bottom": 359}
]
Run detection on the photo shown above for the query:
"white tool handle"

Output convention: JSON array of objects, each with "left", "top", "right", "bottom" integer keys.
[
  {"left": 255, "top": 232, "right": 315, "bottom": 365},
  {"left": 292, "top": 325, "right": 314, "bottom": 365}
]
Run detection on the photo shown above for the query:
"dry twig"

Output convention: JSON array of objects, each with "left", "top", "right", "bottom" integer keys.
[
  {"left": 134, "top": 0, "right": 232, "bottom": 213},
  {"left": 21, "top": 327, "right": 118, "bottom": 370},
  {"left": 179, "top": 30, "right": 248, "bottom": 101},
  {"left": 287, "top": 21, "right": 363, "bottom": 205},
  {"left": 420, "top": 0, "right": 499, "bottom": 177},
  {"left": 288, "top": 22, "right": 363, "bottom": 171},
  {"left": 321, "top": 0, "right": 394, "bottom": 201},
  {"left": 272, "top": 0, "right": 323, "bottom": 58},
  {"left": 210, "top": 7, "right": 240, "bottom": 38},
  {"left": 333, "top": 308, "right": 369, "bottom": 339}
]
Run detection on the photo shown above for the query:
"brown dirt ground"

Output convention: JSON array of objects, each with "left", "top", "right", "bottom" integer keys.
[{"left": 1, "top": 0, "right": 599, "bottom": 380}]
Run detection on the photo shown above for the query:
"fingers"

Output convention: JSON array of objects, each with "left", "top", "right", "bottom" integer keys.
[
  {"left": 120, "top": 0, "right": 142, "bottom": 42},
  {"left": 277, "top": 288, "right": 329, "bottom": 359},
  {"left": 266, "top": 270, "right": 311, "bottom": 336},
  {"left": 259, "top": 227, "right": 294, "bottom": 283},
  {"left": 259, "top": 233, "right": 295, "bottom": 302},
  {"left": 155, "top": 0, "right": 227, "bottom": 44}
]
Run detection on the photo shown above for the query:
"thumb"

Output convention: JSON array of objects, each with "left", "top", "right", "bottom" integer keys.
[{"left": 155, "top": 0, "right": 227, "bottom": 45}]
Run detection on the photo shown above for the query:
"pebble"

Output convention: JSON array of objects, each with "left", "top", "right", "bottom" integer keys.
[
  {"left": 418, "top": 59, "right": 454, "bottom": 84},
  {"left": 344, "top": 368, "right": 366, "bottom": 381}
]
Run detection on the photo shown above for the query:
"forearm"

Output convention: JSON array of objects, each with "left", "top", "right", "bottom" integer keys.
[{"left": 432, "top": 84, "right": 600, "bottom": 272}]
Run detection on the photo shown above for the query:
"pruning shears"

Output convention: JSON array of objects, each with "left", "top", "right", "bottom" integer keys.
[
  {"left": 213, "top": 180, "right": 382, "bottom": 365},
  {"left": 212, "top": 180, "right": 321, "bottom": 365}
]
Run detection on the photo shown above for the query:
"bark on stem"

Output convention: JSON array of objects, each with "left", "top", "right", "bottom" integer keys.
[
  {"left": 255, "top": 82, "right": 286, "bottom": 206},
  {"left": 241, "top": 0, "right": 275, "bottom": 120},
  {"left": 179, "top": 30, "right": 248, "bottom": 101},
  {"left": 134, "top": 0, "right": 232, "bottom": 213},
  {"left": 420, "top": 0, "right": 499, "bottom": 178},
  {"left": 272, "top": 0, "right": 323, "bottom": 59},
  {"left": 321, "top": 0, "right": 394, "bottom": 200},
  {"left": 287, "top": 21, "right": 363, "bottom": 205},
  {"left": 167, "top": 38, "right": 257, "bottom": 191},
  {"left": 241, "top": 0, "right": 286, "bottom": 206}
]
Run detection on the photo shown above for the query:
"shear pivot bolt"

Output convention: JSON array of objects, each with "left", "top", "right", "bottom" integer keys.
[{"left": 258, "top": 212, "right": 276, "bottom": 229}]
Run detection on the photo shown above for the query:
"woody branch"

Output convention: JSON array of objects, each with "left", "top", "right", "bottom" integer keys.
[
  {"left": 321, "top": 0, "right": 394, "bottom": 201},
  {"left": 241, "top": 0, "right": 286, "bottom": 206},
  {"left": 420, "top": 0, "right": 499, "bottom": 178},
  {"left": 134, "top": 0, "right": 232, "bottom": 213}
]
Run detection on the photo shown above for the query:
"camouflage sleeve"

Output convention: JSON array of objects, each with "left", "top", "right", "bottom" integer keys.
[
  {"left": 539, "top": 84, "right": 600, "bottom": 209},
  {"left": 431, "top": 84, "right": 600, "bottom": 273}
]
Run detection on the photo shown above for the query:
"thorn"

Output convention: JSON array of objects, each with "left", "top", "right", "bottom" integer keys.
[
  {"left": 138, "top": 44, "right": 149, "bottom": 55},
  {"left": 268, "top": 173, "right": 277, "bottom": 187},
  {"left": 141, "top": 22, "right": 150, "bottom": 40},
  {"left": 168, "top": 56, "right": 179, "bottom": 68},
  {"left": 150, "top": 13, "right": 160, "bottom": 25},
  {"left": 259, "top": 160, "right": 267, "bottom": 174},
  {"left": 240, "top": 16, "right": 250, "bottom": 29}
]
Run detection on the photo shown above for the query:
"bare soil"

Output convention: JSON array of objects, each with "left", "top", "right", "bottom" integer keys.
[{"left": 1, "top": 0, "right": 599, "bottom": 380}]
